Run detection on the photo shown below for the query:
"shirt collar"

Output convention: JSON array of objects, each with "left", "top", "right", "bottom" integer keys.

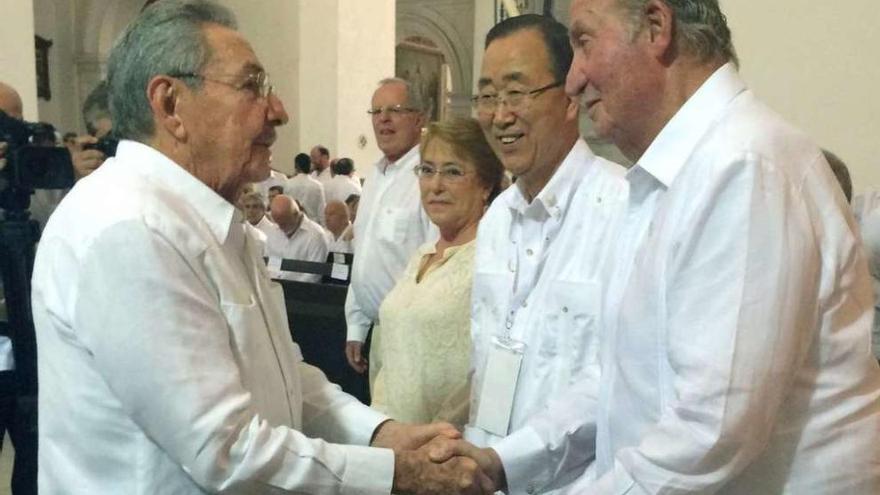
[
  {"left": 375, "top": 144, "right": 420, "bottom": 175},
  {"left": 116, "top": 140, "right": 239, "bottom": 245},
  {"left": 634, "top": 63, "right": 746, "bottom": 188},
  {"left": 503, "top": 139, "right": 594, "bottom": 220}
]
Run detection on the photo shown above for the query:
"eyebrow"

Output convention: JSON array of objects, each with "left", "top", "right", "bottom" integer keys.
[{"left": 478, "top": 71, "right": 527, "bottom": 89}]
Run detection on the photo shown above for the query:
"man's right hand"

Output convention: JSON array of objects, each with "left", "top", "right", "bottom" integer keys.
[
  {"left": 68, "top": 135, "right": 106, "bottom": 179},
  {"left": 392, "top": 437, "right": 496, "bottom": 495},
  {"left": 345, "top": 340, "right": 368, "bottom": 374}
]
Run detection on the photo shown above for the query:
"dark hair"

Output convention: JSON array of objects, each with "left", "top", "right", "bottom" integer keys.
[
  {"left": 823, "top": 149, "right": 852, "bottom": 203},
  {"left": 294, "top": 152, "right": 312, "bottom": 173},
  {"left": 268, "top": 185, "right": 284, "bottom": 194},
  {"left": 82, "top": 80, "right": 111, "bottom": 135},
  {"left": 315, "top": 145, "right": 329, "bottom": 158},
  {"left": 333, "top": 157, "right": 354, "bottom": 176},
  {"left": 344, "top": 194, "right": 360, "bottom": 206},
  {"left": 485, "top": 14, "right": 572, "bottom": 83},
  {"left": 420, "top": 117, "right": 505, "bottom": 204}
]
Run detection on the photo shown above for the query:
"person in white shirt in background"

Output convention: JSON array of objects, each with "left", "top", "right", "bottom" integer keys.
[
  {"left": 253, "top": 166, "right": 286, "bottom": 201},
  {"left": 310, "top": 145, "right": 333, "bottom": 185},
  {"left": 559, "top": 0, "right": 880, "bottom": 493},
  {"left": 325, "top": 157, "right": 363, "bottom": 204},
  {"left": 344, "top": 77, "right": 437, "bottom": 376},
  {"left": 265, "top": 194, "right": 328, "bottom": 283},
  {"left": 286, "top": 152, "right": 326, "bottom": 226},
  {"left": 238, "top": 189, "right": 275, "bottom": 247},
  {"left": 428, "top": 14, "right": 628, "bottom": 495},
  {"left": 325, "top": 200, "right": 353, "bottom": 254},
  {"left": 31, "top": 1, "right": 491, "bottom": 493}
]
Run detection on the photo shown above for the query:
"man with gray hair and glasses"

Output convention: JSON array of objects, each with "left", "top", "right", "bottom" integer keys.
[
  {"left": 344, "top": 78, "right": 436, "bottom": 378},
  {"left": 557, "top": 0, "right": 880, "bottom": 492},
  {"left": 30, "top": 1, "right": 494, "bottom": 494}
]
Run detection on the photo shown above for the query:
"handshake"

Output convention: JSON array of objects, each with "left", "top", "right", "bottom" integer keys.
[{"left": 372, "top": 421, "right": 506, "bottom": 495}]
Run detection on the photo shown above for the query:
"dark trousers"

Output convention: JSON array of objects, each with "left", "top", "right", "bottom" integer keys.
[{"left": 0, "top": 371, "right": 37, "bottom": 495}]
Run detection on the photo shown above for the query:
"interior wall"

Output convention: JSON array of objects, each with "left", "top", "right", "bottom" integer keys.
[
  {"left": 34, "top": 0, "right": 79, "bottom": 134},
  {"left": 0, "top": 0, "right": 39, "bottom": 121},
  {"left": 336, "top": 0, "right": 396, "bottom": 168},
  {"left": 221, "top": 0, "right": 300, "bottom": 175},
  {"left": 719, "top": 0, "right": 880, "bottom": 193}
]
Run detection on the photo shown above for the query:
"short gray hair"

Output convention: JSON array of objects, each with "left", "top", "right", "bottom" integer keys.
[
  {"left": 619, "top": 0, "right": 738, "bottom": 67},
  {"left": 106, "top": 0, "right": 237, "bottom": 141},
  {"left": 378, "top": 77, "right": 429, "bottom": 115}
]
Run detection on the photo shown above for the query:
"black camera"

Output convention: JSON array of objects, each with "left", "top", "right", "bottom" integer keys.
[
  {"left": 83, "top": 134, "right": 119, "bottom": 157},
  {"left": 1, "top": 110, "right": 79, "bottom": 212}
]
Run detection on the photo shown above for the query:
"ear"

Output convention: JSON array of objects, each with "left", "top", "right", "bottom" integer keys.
[
  {"left": 146, "top": 75, "right": 187, "bottom": 141},
  {"left": 642, "top": 0, "right": 675, "bottom": 60}
]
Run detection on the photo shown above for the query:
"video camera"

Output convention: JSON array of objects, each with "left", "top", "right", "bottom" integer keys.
[{"left": 0, "top": 110, "right": 115, "bottom": 212}]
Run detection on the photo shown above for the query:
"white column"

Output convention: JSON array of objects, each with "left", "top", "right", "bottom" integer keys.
[
  {"left": 333, "top": 0, "right": 395, "bottom": 168},
  {"left": 0, "top": 0, "right": 38, "bottom": 120},
  {"left": 222, "top": 0, "right": 395, "bottom": 175}
]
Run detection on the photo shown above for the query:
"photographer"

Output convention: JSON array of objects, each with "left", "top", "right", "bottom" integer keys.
[
  {"left": 70, "top": 80, "right": 113, "bottom": 179},
  {"left": 0, "top": 80, "right": 37, "bottom": 495}
]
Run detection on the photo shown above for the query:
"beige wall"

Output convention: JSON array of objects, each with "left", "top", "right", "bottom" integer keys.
[
  {"left": 0, "top": 0, "right": 38, "bottom": 121},
  {"left": 721, "top": 0, "right": 880, "bottom": 193}
]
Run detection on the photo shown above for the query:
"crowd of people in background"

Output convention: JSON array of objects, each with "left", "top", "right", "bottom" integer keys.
[{"left": 1, "top": 0, "right": 880, "bottom": 494}]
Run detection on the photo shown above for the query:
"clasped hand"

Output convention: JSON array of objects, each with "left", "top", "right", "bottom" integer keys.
[{"left": 372, "top": 421, "right": 504, "bottom": 494}]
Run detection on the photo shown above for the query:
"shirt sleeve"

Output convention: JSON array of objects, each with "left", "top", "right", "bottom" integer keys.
[
  {"left": 493, "top": 369, "right": 599, "bottom": 494},
  {"left": 72, "top": 220, "right": 393, "bottom": 495},
  {"left": 345, "top": 285, "right": 373, "bottom": 342},
  {"left": 590, "top": 155, "right": 822, "bottom": 494}
]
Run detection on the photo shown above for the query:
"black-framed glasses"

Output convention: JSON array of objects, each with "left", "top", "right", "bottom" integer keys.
[
  {"left": 169, "top": 71, "right": 274, "bottom": 99},
  {"left": 413, "top": 163, "right": 469, "bottom": 183},
  {"left": 367, "top": 104, "right": 420, "bottom": 116},
  {"left": 471, "top": 81, "right": 563, "bottom": 114}
]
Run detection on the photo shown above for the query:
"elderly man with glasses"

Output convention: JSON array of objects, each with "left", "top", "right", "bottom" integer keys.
[
  {"left": 343, "top": 78, "right": 437, "bottom": 381},
  {"left": 428, "top": 14, "right": 629, "bottom": 495},
  {"left": 30, "top": 1, "right": 494, "bottom": 494}
]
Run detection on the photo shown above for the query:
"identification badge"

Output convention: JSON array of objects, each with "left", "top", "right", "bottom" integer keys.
[{"left": 474, "top": 336, "right": 525, "bottom": 436}]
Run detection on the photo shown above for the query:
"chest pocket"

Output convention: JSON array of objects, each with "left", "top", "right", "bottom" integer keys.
[
  {"left": 377, "top": 206, "right": 412, "bottom": 243},
  {"left": 540, "top": 279, "right": 601, "bottom": 388}
]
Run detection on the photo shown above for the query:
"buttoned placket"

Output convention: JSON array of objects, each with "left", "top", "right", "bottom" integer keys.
[{"left": 504, "top": 194, "right": 565, "bottom": 340}]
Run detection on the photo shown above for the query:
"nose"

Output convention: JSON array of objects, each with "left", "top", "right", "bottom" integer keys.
[
  {"left": 489, "top": 101, "right": 516, "bottom": 128},
  {"left": 267, "top": 92, "right": 289, "bottom": 126},
  {"left": 565, "top": 52, "right": 588, "bottom": 98}
]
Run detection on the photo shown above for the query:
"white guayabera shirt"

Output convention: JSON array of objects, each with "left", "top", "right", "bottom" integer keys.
[
  {"left": 345, "top": 145, "right": 437, "bottom": 343},
  {"left": 32, "top": 141, "right": 394, "bottom": 494},
  {"left": 567, "top": 64, "right": 880, "bottom": 494},
  {"left": 467, "top": 139, "right": 627, "bottom": 495}
]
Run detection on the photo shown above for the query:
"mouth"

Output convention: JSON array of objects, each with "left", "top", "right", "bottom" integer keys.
[
  {"left": 495, "top": 133, "right": 524, "bottom": 148},
  {"left": 254, "top": 130, "right": 277, "bottom": 147},
  {"left": 378, "top": 128, "right": 395, "bottom": 137}
]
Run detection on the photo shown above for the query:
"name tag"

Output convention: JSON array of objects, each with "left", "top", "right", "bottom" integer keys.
[{"left": 473, "top": 336, "right": 525, "bottom": 436}]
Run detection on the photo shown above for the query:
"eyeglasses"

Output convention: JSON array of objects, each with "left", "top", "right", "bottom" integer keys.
[
  {"left": 367, "top": 104, "right": 420, "bottom": 116},
  {"left": 414, "top": 163, "right": 469, "bottom": 183},
  {"left": 169, "top": 71, "right": 274, "bottom": 99},
  {"left": 471, "top": 81, "right": 563, "bottom": 114}
]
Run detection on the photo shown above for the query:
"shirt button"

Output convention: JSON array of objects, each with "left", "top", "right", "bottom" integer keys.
[
  {"left": 526, "top": 248, "right": 534, "bottom": 256},
  {"left": 562, "top": 306, "right": 568, "bottom": 313}
]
